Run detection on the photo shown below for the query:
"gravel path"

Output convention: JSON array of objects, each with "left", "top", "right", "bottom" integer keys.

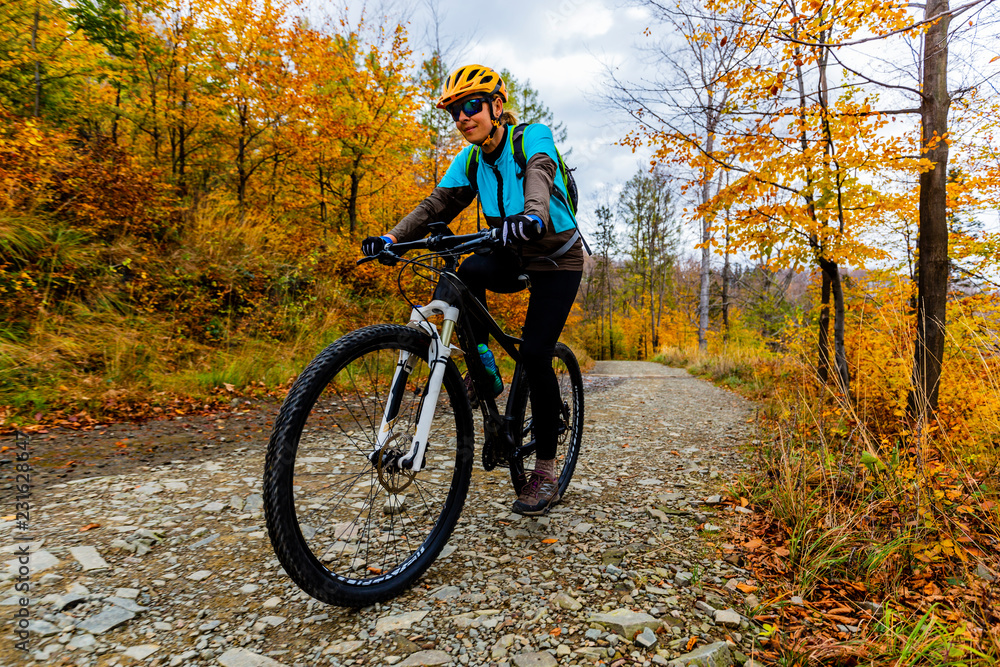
[{"left": 2, "top": 361, "right": 762, "bottom": 667}]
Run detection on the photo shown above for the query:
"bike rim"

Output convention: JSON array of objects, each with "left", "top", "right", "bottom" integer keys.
[
  {"left": 291, "top": 342, "right": 464, "bottom": 585},
  {"left": 513, "top": 352, "right": 580, "bottom": 493}
]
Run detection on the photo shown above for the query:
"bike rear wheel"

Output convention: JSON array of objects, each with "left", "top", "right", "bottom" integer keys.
[
  {"left": 508, "top": 342, "right": 584, "bottom": 499},
  {"left": 264, "top": 324, "right": 474, "bottom": 607}
]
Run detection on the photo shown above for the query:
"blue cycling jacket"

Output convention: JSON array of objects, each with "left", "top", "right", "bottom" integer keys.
[
  {"left": 389, "top": 123, "right": 583, "bottom": 271},
  {"left": 440, "top": 124, "right": 577, "bottom": 235}
]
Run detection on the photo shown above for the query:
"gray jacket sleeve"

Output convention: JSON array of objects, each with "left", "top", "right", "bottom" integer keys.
[
  {"left": 522, "top": 154, "right": 558, "bottom": 227},
  {"left": 388, "top": 186, "right": 477, "bottom": 242}
]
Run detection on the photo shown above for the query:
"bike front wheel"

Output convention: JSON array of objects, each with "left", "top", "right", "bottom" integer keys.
[
  {"left": 508, "top": 342, "right": 584, "bottom": 500},
  {"left": 264, "top": 324, "right": 474, "bottom": 606}
]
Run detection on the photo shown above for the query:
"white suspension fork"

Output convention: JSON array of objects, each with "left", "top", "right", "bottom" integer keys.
[{"left": 375, "top": 300, "right": 460, "bottom": 473}]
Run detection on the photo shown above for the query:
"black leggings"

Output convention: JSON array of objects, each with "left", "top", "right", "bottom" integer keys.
[{"left": 457, "top": 249, "right": 582, "bottom": 460}]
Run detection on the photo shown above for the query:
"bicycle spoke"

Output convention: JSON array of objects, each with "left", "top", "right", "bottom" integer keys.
[{"left": 280, "top": 331, "right": 467, "bottom": 589}]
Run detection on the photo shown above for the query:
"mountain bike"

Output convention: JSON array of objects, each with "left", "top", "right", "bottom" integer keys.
[{"left": 262, "top": 225, "right": 584, "bottom": 607}]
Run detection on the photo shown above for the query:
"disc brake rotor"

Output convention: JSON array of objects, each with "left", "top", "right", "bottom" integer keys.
[{"left": 375, "top": 435, "right": 416, "bottom": 493}]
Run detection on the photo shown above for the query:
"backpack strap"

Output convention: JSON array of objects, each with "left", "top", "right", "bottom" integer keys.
[
  {"left": 546, "top": 229, "right": 581, "bottom": 260},
  {"left": 465, "top": 146, "right": 481, "bottom": 194},
  {"left": 468, "top": 125, "right": 590, "bottom": 256},
  {"left": 465, "top": 146, "right": 483, "bottom": 231},
  {"left": 511, "top": 123, "right": 529, "bottom": 178},
  {"left": 513, "top": 124, "right": 577, "bottom": 216},
  {"left": 513, "top": 123, "right": 590, "bottom": 258}
]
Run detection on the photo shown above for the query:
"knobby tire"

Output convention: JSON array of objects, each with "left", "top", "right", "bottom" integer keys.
[{"left": 263, "top": 325, "right": 474, "bottom": 607}]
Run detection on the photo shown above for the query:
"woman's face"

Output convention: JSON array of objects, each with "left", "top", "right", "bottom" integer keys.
[{"left": 451, "top": 95, "right": 503, "bottom": 145}]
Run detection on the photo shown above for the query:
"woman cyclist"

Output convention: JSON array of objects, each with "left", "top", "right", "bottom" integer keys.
[{"left": 361, "top": 64, "right": 584, "bottom": 516}]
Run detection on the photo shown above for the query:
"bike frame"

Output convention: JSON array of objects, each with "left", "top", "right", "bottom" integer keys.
[{"left": 372, "top": 250, "right": 528, "bottom": 473}]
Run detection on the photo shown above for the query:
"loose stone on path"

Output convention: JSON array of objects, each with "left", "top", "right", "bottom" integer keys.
[
  {"left": 7, "top": 549, "right": 59, "bottom": 574},
  {"left": 512, "top": 651, "right": 558, "bottom": 667},
  {"left": 714, "top": 609, "right": 742, "bottom": 627},
  {"left": 552, "top": 591, "right": 582, "bottom": 611},
  {"left": 588, "top": 609, "right": 661, "bottom": 640},
  {"left": 4, "top": 360, "right": 758, "bottom": 667},
  {"left": 667, "top": 641, "right": 734, "bottom": 667},
  {"left": 375, "top": 610, "right": 429, "bottom": 634},
  {"left": 122, "top": 644, "right": 159, "bottom": 660},
  {"left": 76, "top": 605, "right": 135, "bottom": 635},
  {"left": 397, "top": 649, "right": 453, "bottom": 666},
  {"left": 217, "top": 647, "right": 288, "bottom": 666}
]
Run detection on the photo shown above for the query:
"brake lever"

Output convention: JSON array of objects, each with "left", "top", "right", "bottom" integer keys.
[
  {"left": 473, "top": 228, "right": 502, "bottom": 254},
  {"left": 356, "top": 248, "right": 399, "bottom": 266},
  {"left": 377, "top": 249, "right": 400, "bottom": 266}
]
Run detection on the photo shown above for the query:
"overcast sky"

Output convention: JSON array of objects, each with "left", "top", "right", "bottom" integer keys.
[{"left": 401, "top": 0, "right": 657, "bottom": 233}]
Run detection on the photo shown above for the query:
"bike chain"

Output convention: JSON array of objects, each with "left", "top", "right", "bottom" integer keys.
[{"left": 481, "top": 437, "right": 508, "bottom": 472}]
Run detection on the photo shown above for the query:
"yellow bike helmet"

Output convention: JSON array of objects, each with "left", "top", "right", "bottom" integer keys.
[{"left": 436, "top": 64, "right": 508, "bottom": 109}]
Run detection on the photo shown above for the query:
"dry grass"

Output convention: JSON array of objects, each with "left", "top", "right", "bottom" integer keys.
[{"left": 652, "top": 329, "right": 1000, "bottom": 664}]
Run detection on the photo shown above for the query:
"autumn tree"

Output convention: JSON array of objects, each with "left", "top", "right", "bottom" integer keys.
[
  {"left": 618, "top": 167, "right": 679, "bottom": 359},
  {"left": 699, "top": 0, "right": 1000, "bottom": 410},
  {"left": 0, "top": 0, "right": 100, "bottom": 120},
  {"left": 415, "top": 1, "right": 469, "bottom": 185},
  {"left": 609, "top": 0, "right": 742, "bottom": 351},
  {"left": 322, "top": 21, "right": 425, "bottom": 235},
  {"left": 199, "top": 0, "right": 301, "bottom": 215},
  {"left": 590, "top": 202, "right": 620, "bottom": 359}
]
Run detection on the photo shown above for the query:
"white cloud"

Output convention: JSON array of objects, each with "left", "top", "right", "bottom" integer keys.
[{"left": 542, "top": 1, "right": 616, "bottom": 40}]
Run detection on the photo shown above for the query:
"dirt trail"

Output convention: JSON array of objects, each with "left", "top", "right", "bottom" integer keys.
[{"left": 2, "top": 361, "right": 764, "bottom": 667}]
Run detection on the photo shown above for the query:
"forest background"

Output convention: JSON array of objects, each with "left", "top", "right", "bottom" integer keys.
[{"left": 3, "top": 0, "right": 1000, "bottom": 662}]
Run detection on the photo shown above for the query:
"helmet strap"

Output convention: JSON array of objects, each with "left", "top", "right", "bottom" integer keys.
[{"left": 477, "top": 96, "right": 502, "bottom": 147}]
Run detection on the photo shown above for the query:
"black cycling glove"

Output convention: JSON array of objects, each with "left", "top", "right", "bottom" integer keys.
[
  {"left": 500, "top": 214, "right": 545, "bottom": 246},
  {"left": 361, "top": 235, "right": 393, "bottom": 256}
]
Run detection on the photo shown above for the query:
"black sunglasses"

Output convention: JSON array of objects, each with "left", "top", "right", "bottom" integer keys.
[{"left": 447, "top": 97, "right": 489, "bottom": 122}]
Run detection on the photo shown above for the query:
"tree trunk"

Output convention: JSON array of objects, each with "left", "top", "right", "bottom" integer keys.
[
  {"left": 112, "top": 83, "right": 121, "bottom": 144},
  {"left": 148, "top": 58, "right": 160, "bottom": 161},
  {"left": 698, "top": 128, "right": 716, "bottom": 351},
  {"left": 608, "top": 272, "right": 614, "bottom": 360},
  {"left": 318, "top": 166, "right": 327, "bottom": 227},
  {"left": 819, "top": 259, "right": 850, "bottom": 392},
  {"left": 237, "top": 105, "right": 248, "bottom": 219},
  {"left": 817, "top": 269, "right": 831, "bottom": 383},
  {"left": 698, "top": 225, "right": 711, "bottom": 350},
  {"left": 31, "top": 2, "right": 41, "bottom": 118},
  {"left": 721, "top": 222, "right": 731, "bottom": 342},
  {"left": 347, "top": 156, "right": 362, "bottom": 234},
  {"left": 175, "top": 80, "right": 189, "bottom": 195},
  {"left": 599, "top": 289, "right": 605, "bottom": 360},
  {"left": 908, "top": 0, "right": 951, "bottom": 417}
]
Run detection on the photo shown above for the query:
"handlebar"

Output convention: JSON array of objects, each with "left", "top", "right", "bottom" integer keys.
[{"left": 356, "top": 227, "right": 500, "bottom": 266}]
